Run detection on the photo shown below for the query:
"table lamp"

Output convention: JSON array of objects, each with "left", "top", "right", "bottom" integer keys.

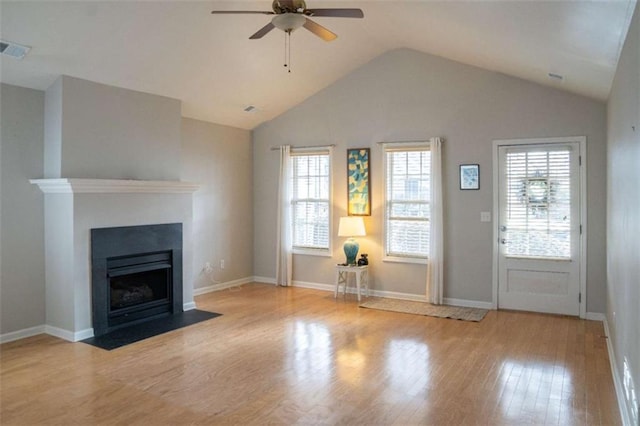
[{"left": 338, "top": 216, "right": 366, "bottom": 265}]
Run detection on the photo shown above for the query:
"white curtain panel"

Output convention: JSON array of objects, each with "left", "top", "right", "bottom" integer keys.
[
  {"left": 427, "top": 137, "right": 444, "bottom": 304},
  {"left": 276, "top": 145, "right": 293, "bottom": 286}
]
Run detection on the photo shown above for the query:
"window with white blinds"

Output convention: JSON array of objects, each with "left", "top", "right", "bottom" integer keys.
[
  {"left": 384, "top": 145, "right": 431, "bottom": 259},
  {"left": 504, "top": 147, "right": 572, "bottom": 258},
  {"left": 291, "top": 150, "right": 331, "bottom": 252}
]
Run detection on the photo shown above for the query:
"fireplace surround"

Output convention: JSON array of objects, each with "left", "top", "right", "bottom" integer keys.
[
  {"left": 91, "top": 223, "right": 183, "bottom": 336},
  {"left": 30, "top": 178, "right": 198, "bottom": 342}
]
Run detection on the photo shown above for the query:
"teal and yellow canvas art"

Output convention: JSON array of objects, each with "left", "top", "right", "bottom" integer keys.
[{"left": 347, "top": 148, "right": 371, "bottom": 216}]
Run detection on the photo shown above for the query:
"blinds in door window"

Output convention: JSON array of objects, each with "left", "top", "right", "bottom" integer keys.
[{"left": 504, "top": 147, "right": 572, "bottom": 259}]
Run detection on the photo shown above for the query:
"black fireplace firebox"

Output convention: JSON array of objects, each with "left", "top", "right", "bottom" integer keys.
[{"left": 91, "top": 223, "right": 183, "bottom": 336}]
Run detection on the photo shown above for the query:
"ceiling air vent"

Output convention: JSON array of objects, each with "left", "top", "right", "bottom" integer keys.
[
  {"left": 0, "top": 40, "right": 31, "bottom": 59},
  {"left": 548, "top": 72, "right": 564, "bottom": 81},
  {"left": 243, "top": 105, "right": 258, "bottom": 113}
]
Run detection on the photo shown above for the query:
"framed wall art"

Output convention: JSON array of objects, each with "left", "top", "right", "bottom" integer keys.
[
  {"left": 460, "top": 164, "right": 480, "bottom": 190},
  {"left": 347, "top": 148, "right": 371, "bottom": 216}
]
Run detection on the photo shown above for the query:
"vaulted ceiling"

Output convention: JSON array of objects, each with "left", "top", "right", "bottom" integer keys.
[{"left": 1, "top": 1, "right": 636, "bottom": 130}]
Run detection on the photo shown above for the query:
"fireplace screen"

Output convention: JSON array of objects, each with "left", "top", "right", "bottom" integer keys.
[
  {"left": 110, "top": 268, "right": 169, "bottom": 311},
  {"left": 106, "top": 251, "right": 173, "bottom": 328}
]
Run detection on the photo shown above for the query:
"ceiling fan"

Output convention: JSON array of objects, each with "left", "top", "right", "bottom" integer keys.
[{"left": 211, "top": 0, "right": 364, "bottom": 42}]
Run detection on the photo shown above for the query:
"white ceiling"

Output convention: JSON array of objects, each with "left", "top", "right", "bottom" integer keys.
[{"left": 1, "top": 1, "right": 636, "bottom": 130}]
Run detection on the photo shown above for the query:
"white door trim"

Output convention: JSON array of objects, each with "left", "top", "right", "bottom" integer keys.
[{"left": 492, "top": 136, "right": 587, "bottom": 318}]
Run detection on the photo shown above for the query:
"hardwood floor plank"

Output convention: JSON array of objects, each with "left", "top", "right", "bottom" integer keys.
[{"left": 0, "top": 283, "right": 621, "bottom": 425}]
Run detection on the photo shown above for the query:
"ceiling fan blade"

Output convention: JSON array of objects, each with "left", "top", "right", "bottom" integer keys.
[
  {"left": 304, "top": 9, "right": 364, "bottom": 18},
  {"left": 303, "top": 18, "right": 337, "bottom": 42},
  {"left": 211, "top": 10, "right": 275, "bottom": 15},
  {"left": 249, "top": 22, "right": 276, "bottom": 39}
]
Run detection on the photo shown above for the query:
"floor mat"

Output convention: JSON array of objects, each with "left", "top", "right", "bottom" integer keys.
[{"left": 359, "top": 298, "right": 488, "bottom": 322}]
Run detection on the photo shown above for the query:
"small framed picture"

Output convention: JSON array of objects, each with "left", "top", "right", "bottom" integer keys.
[{"left": 460, "top": 164, "right": 480, "bottom": 190}]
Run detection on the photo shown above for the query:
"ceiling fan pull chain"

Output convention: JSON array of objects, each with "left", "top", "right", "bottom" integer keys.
[
  {"left": 288, "top": 30, "right": 292, "bottom": 73},
  {"left": 283, "top": 29, "right": 292, "bottom": 73},
  {"left": 284, "top": 30, "right": 287, "bottom": 70}
]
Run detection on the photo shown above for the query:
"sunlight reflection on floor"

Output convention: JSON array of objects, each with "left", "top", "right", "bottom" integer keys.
[
  {"left": 385, "top": 339, "right": 430, "bottom": 399},
  {"left": 498, "top": 359, "right": 573, "bottom": 423}
]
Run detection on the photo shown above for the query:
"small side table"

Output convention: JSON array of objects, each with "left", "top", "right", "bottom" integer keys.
[{"left": 334, "top": 265, "right": 369, "bottom": 302}]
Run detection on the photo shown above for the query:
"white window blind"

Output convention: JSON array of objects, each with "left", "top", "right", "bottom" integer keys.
[
  {"left": 504, "top": 147, "right": 572, "bottom": 258},
  {"left": 384, "top": 146, "right": 431, "bottom": 258},
  {"left": 291, "top": 151, "right": 331, "bottom": 251}
]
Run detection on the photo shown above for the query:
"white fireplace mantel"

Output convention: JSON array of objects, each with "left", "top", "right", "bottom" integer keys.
[
  {"left": 30, "top": 178, "right": 200, "bottom": 194},
  {"left": 32, "top": 177, "right": 199, "bottom": 341}
]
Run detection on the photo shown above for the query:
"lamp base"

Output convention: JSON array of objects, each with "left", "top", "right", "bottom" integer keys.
[{"left": 343, "top": 238, "right": 360, "bottom": 265}]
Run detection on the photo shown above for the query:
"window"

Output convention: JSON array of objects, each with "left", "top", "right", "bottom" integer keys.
[
  {"left": 384, "top": 144, "right": 431, "bottom": 261},
  {"left": 291, "top": 149, "right": 331, "bottom": 254}
]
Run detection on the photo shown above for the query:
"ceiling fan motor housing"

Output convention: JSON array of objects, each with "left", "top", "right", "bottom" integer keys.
[{"left": 272, "top": 0, "right": 306, "bottom": 14}]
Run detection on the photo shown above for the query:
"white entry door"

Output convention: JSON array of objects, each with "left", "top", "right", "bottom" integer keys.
[{"left": 497, "top": 140, "right": 583, "bottom": 316}]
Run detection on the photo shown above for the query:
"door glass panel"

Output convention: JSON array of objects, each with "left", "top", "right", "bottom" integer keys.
[{"left": 504, "top": 148, "right": 572, "bottom": 258}]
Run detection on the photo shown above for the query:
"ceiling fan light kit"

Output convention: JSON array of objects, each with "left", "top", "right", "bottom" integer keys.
[
  {"left": 211, "top": 0, "right": 364, "bottom": 72},
  {"left": 272, "top": 13, "right": 306, "bottom": 32}
]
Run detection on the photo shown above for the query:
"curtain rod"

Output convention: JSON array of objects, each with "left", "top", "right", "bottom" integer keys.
[
  {"left": 376, "top": 138, "right": 445, "bottom": 145},
  {"left": 270, "top": 140, "right": 444, "bottom": 150},
  {"left": 270, "top": 144, "right": 335, "bottom": 151}
]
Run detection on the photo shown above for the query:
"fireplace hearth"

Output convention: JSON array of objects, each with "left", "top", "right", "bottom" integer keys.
[{"left": 91, "top": 223, "right": 183, "bottom": 336}]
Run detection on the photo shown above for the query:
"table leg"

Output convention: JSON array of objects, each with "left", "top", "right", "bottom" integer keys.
[
  {"left": 362, "top": 269, "right": 369, "bottom": 297},
  {"left": 343, "top": 271, "right": 348, "bottom": 296}
]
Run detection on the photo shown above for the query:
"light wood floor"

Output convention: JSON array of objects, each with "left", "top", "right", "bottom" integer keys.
[{"left": 1, "top": 283, "right": 620, "bottom": 425}]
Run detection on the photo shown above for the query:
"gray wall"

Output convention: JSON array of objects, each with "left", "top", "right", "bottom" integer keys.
[
  {"left": 253, "top": 48, "right": 608, "bottom": 312},
  {"left": 0, "top": 79, "right": 254, "bottom": 337},
  {"left": 0, "top": 84, "right": 46, "bottom": 334},
  {"left": 181, "top": 118, "right": 253, "bottom": 289},
  {"left": 45, "top": 76, "right": 182, "bottom": 180},
  {"left": 607, "top": 2, "right": 639, "bottom": 422}
]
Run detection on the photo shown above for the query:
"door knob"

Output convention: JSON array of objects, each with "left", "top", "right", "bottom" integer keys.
[{"left": 500, "top": 238, "right": 507, "bottom": 244}]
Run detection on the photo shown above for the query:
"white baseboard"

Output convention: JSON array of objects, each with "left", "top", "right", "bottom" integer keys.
[
  {"left": 183, "top": 301, "right": 197, "bottom": 311},
  {"left": 368, "top": 288, "right": 427, "bottom": 302},
  {"left": 253, "top": 276, "right": 276, "bottom": 285},
  {"left": 44, "top": 325, "right": 93, "bottom": 342},
  {"left": 585, "top": 312, "right": 606, "bottom": 321},
  {"left": 1, "top": 324, "right": 92, "bottom": 343},
  {"left": 0, "top": 325, "right": 93, "bottom": 344},
  {"left": 603, "top": 317, "right": 634, "bottom": 426},
  {"left": 193, "top": 276, "right": 255, "bottom": 296},
  {"left": 290, "top": 279, "right": 495, "bottom": 306},
  {"left": 74, "top": 328, "right": 94, "bottom": 341},
  {"left": 0, "top": 325, "right": 45, "bottom": 344},
  {"left": 443, "top": 297, "right": 493, "bottom": 310},
  {"left": 292, "top": 280, "right": 335, "bottom": 292},
  {"left": 291, "top": 279, "right": 426, "bottom": 302}
]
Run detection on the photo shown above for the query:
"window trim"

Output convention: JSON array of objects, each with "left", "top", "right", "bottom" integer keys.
[
  {"left": 383, "top": 255, "right": 428, "bottom": 265},
  {"left": 290, "top": 147, "right": 333, "bottom": 257},
  {"left": 382, "top": 141, "right": 431, "bottom": 264}
]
